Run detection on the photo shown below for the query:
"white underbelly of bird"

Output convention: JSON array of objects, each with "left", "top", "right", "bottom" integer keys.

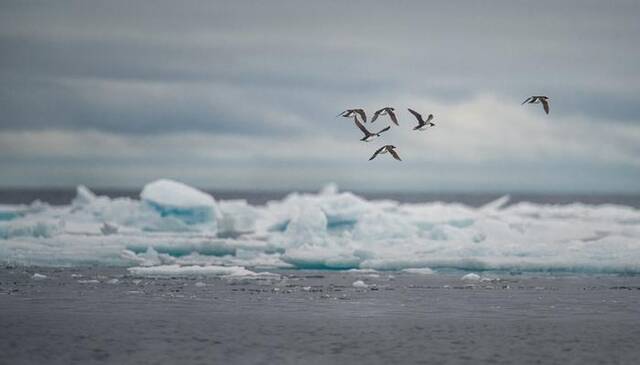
[{"left": 416, "top": 125, "right": 434, "bottom": 131}]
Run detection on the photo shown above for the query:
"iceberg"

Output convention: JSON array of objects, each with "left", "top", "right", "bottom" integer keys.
[
  {"left": 217, "top": 199, "right": 261, "bottom": 236},
  {"left": 141, "top": 179, "right": 220, "bottom": 225},
  {"left": 0, "top": 220, "right": 64, "bottom": 239},
  {"left": 461, "top": 273, "right": 481, "bottom": 281},
  {"left": 1, "top": 180, "right": 640, "bottom": 274}
]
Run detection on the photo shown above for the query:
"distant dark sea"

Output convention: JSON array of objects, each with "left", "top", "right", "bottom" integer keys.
[{"left": 1, "top": 189, "right": 640, "bottom": 208}]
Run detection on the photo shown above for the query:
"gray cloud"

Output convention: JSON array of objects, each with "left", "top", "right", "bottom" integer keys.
[{"left": 1, "top": 0, "right": 639, "bottom": 191}]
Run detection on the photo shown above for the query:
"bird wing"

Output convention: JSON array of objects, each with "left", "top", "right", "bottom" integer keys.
[
  {"left": 407, "top": 108, "right": 423, "bottom": 122},
  {"left": 370, "top": 109, "right": 383, "bottom": 123},
  {"left": 353, "top": 117, "right": 371, "bottom": 137},
  {"left": 540, "top": 98, "right": 550, "bottom": 114},
  {"left": 388, "top": 148, "right": 402, "bottom": 161},
  {"left": 355, "top": 109, "right": 367, "bottom": 123},
  {"left": 388, "top": 109, "right": 399, "bottom": 126},
  {"left": 376, "top": 125, "right": 391, "bottom": 135},
  {"left": 425, "top": 114, "right": 433, "bottom": 123},
  {"left": 339, "top": 109, "right": 356, "bottom": 118},
  {"left": 369, "top": 146, "right": 386, "bottom": 161},
  {"left": 521, "top": 97, "right": 533, "bottom": 105}
]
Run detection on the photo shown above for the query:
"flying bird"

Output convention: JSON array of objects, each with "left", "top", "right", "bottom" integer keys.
[
  {"left": 408, "top": 108, "right": 435, "bottom": 130},
  {"left": 522, "top": 96, "right": 550, "bottom": 114},
  {"left": 371, "top": 107, "right": 399, "bottom": 126},
  {"left": 369, "top": 145, "right": 402, "bottom": 161},
  {"left": 338, "top": 108, "right": 367, "bottom": 123},
  {"left": 352, "top": 117, "right": 391, "bottom": 142}
]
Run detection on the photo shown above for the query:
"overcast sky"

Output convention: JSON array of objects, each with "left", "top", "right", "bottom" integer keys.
[{"left": 1, "top": 0, "right": 639, "bottom": 192}]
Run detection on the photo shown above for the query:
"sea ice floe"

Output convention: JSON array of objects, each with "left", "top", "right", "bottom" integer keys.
[
  {"left": 127, "top": 264, "right": 260, "bottom": 278},
  {"left": 141, "top": 179, "right": 220, "bottom": 225},
  {"left": 0, "top": 220, "right": 63, "bottom": 239},
  {"left": 100, "top": 222, "right": 119, "bottom": 235},
  {"left": 78, "top": 279, "right": 100, "bottom": 284},
  {"left": 461, "top": 273, "right": 481, "bottom": 281},
  {"left": 402, "top": 268, "right": 435, "bottom": 275},
  {"left": 346, "top": 268, "right": 379, "bottom": 273},
  {"left": 352, "top": 280, "right": 368, "bottom": 289},
  {"left": 1, "top": 181, "right": 640, "bottom": 274}
]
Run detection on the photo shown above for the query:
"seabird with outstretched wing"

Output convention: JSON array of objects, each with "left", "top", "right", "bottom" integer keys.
[
  {"left": 371, "top": 107, "right": 399, "bottom": 126},
  {"left": 369, "top": 145, "right": 402, "bottom": 161},
  {"left": 408, "top": 108, "right": 435, "bottom": 130},
  {"left": 522, "top": 96, "right": 550, "bottom": 114}
]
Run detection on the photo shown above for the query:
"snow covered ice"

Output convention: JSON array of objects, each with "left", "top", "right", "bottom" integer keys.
[
  {"left": 461, "top": 273, "right": 481, "bottom": 282},
  {"left": 141, "top": 179, "right": 221, "bottom": 225},
  {"left": 1, "top": 179, "right": 640, "bottom": 275},
  {"left": 352, "top": 280, "right": 368, "bottom": 288}
]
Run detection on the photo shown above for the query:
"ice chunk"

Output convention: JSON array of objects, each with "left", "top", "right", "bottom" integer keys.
[
  {"left": 320, "top": 192, "right": 370, "bottom": 227},
  {"left": 72, "top": 185, "right": 98, "bottom": 206},
  {"left": 284, "top": 205, "right": 328, "bottom": 246},
  {"left": 282, "top": 247, "right": 363, "bottom": 270},
  {"left": 218, "top": 200, "right": 260, "bottom": 235},
  {"left": 352, "top": 280, "right": 368, "bottom": 288},
  {"left": 120, "top": 247, "right": 175, "bottom": 267},
  {"left": 141, "top": 179, "right": 220, "bottom": 225},
  {"left": 402, "top": 268, "right": 434, "bottom": 275},
  {"left": 0, "top": 220, "right": 63, "bottom": 239},
  {"left": 127, "top": 264, "right": 257, "bottom": 277},
  {"left": 0, "top": 207, "right": 22, "bottom": 221},
  {"left": 352, "top": 211, "right": 416, "bottom": 240},
  {"left": 461, "top": 273, "right": 481, "bottom": 281},
  {"left": 480, "top": 195, "right": 510, "bottom": 211},
  {"left": 100, "top": 222, "right": 119, "bottom": 235},
  {"left": 32, "top": 273, "right": 47, "bottom": 280},
  {"left": 346, "top": 268, "right": 379, "bottom": 273}
]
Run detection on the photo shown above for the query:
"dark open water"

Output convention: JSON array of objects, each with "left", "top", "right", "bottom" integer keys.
[
  {"left": 1, "top": 268, "right": 640, "bottom": 365},
  {"left": 2, "top": 189, "right": 640, "bottom": 364}
]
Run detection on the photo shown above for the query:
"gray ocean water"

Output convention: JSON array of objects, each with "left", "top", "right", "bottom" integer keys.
[
  {"left": 1, "top": 268, "right": 640, "bottom": 365},
  {"left": 2, "top": 189, "right": 640, "bottom": 364}
]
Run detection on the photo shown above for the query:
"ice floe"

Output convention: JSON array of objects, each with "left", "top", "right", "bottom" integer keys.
[
  {"left": 127, "top": 264, "right": 273, "bottom": 279},
  {"left": 352, "top": 280, "right": 368, "bottom": 288},
  {"left": 1, "top": 180, "right": 640, "bottom": 275}
]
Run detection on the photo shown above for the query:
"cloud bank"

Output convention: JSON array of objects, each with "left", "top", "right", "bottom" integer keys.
[{"left": 1, "top": 0, "right": 639, "bottom": 192}]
